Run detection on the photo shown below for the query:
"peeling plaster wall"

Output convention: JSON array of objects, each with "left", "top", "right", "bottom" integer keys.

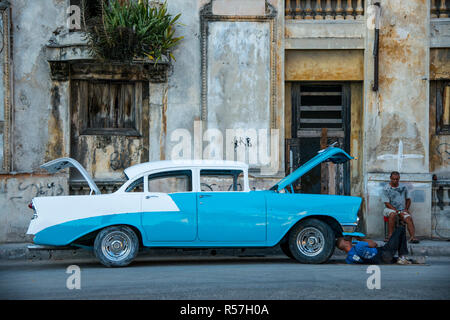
[
  {"left": 162, "top": 0, "right": 285, "bottom": 177},
  {"left": 364, "top": 0, "right": 432, "bottom": 238},
  {"left": 350, "top": 82, "right": 364, "bottom": 198},
  {"left": 0, "top": 0, "right": 69, "bottom": 243},
  {"left": 364, "top": 0, "right": 429, "bottom": 174},
  {"left": 154, "top": 0, "right": 205, "bottom": 162},
  {"left": 0, "top": 12, "right": 5, "bottom": 168},
  {"left": 285, "top": 50, "right": 364, "bottom": 81},
  {"left": 12, "top": 0, "right": 68, "bottom": 172},
  {"left": 0, "top": 173, "right": 69, "bottom": 243},
  {"left": 206, "top": 21, "right": 271, "bottom": 149}
]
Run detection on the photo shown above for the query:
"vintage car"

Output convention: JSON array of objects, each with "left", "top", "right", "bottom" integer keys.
[{"left": 26, "top": 146, "right": 363, "bottom": 267}]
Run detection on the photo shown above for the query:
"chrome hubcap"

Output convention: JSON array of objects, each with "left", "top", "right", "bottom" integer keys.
[
  {"left": 101, "top": 231, "right": 132, "bottom": 261},
  {"left": 296, "top": 227, "right": 325, "bottom": 257}
]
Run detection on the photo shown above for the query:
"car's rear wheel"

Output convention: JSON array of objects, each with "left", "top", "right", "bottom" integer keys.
[
  {"left": 288, "top": 218, "right": 335, "bottom": 264},
  {"left": 94, "top": 225, "right": 139, "bottom": 267}
]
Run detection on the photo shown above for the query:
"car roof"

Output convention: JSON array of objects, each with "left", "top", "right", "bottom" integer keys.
[{"left": 124, "top": 160, "right": 249, "bottom": 180}]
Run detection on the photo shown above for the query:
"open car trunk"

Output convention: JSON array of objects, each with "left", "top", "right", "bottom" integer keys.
[
  {"left": 270, "top": 146, "right": 354, "bottom": 192},
  {"left": 41, "top": 158, "right": 101, "bottom": 195}
]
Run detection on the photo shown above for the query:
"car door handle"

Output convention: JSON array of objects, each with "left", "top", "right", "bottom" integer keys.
[
  {"left": 145, "top": 195, "right": 159, "bottom": 199},
  {"left": 199, "top": 195, "right": 212, "bottom": 198}
]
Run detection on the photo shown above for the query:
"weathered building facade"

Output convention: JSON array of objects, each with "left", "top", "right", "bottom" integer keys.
[{"left": 0, "top": 0, "right": 449, "bottom": 243}]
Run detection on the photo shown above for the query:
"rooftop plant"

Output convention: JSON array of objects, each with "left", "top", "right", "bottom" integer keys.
[{"left": 82, "top": 0, "right": 183, "bottom": 63}]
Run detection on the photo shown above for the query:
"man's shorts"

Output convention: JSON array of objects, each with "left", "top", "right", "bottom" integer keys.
[{"left": 383, "top": 208, "right": 411, "bottom": 219}]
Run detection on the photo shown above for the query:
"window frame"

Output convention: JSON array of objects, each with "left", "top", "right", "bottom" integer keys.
[
  {"left": 73, "top": 79, "right": 144, "bottom": 137},
  {"left": 436, "top": 80, "right": 450, "bottom": 135},
  {"left": 125, "top": 176, "right": 144, "bottom": 193},
  {"left": 199, "top": 169, "right": 245, "bottom": 192},
  {"left": 146, "top": 170, "right": 193, "bottom": 194}
]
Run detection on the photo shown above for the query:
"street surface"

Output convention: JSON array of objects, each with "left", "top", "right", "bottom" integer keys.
[{"left": 1, "top": 256, "right": 449, "bottom": 300}]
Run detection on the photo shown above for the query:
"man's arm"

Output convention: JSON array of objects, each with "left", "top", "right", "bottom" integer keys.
[
  {"left": 404, "top": 198, "right": 411, "bottom": 212},
  {"left": 354, "top": 237, "right": 378, "bottom": 248}
]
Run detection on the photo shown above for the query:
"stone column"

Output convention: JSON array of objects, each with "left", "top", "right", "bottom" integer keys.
[{"left": 363, "top": 0, "right": 432, "bottom": 238}]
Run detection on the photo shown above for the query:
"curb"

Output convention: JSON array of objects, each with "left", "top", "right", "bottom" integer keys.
[{"left": 1, "top": 241, "right": 449, "bottom": 262}]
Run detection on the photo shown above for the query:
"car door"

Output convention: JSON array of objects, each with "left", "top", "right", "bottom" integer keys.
[
  {"left": 141, "top": 170, "right": 197, "bottom": 242},
  {"left": 197, "top": 169, "right": 266, "bottom": 243}
]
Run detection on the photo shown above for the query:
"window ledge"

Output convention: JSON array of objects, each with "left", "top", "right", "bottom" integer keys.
[{"left": 46, "top": 36, "right": 170, "bottom": 83}]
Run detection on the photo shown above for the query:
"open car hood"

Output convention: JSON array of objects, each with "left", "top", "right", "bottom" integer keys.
[
  {"left": 271, "top": 147, "right": 354, "bottom": 192},
  {"left": 40, "top": 157, "right": 101, "bottom": 195}
]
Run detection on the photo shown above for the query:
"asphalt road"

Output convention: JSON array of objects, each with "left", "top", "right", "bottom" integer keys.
[{"left": 1, "top": 256, "right": 449, "bottom": 300}]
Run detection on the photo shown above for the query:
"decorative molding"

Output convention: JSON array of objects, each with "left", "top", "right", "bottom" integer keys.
[
  {"left": 200, "top": 0, "right": 277, "bottom": 129},
  {"left": 46, "top": 36, "right": 171, "bottom": 83},
  {"left": 48, "top": 59, "right": 170, "bottom": 83}
]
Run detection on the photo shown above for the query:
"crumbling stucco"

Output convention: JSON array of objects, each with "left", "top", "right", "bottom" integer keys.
[{"left": 285, "top": 49, "right": 364, "bottom": 81}]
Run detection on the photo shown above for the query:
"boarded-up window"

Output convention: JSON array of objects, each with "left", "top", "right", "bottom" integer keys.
[
  {"left": 72, "top": 80, "right": 143, "bottom": 136},
  {"left": 436, "top": 81, "right": 450, "bottom": 134}
]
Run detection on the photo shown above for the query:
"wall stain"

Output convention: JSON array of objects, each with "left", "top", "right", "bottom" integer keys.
[
  {"left": 376, "top": 114, "right": 425, "bottom": 165},
  {"left": 160, "top": 85, "right": 168, "bottom": 160},
  {"left": 44, "top": 85, "right": 64, "bottom": 162},
  {"left": 430, "top": 48, "right": 450, "bottom": 80}
]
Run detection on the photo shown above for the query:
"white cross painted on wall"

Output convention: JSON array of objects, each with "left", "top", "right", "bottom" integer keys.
[{"left": 377, "top": 140, "right": 424, "bottom": 172}]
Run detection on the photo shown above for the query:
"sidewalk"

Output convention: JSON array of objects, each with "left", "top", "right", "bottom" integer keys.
[{"left": 1, "top": 239, "right": 449, "bottom": 262}]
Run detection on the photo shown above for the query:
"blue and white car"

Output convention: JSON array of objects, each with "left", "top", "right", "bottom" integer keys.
[{"left": 27, "top": 146, "right": 362, "bottom": 267}]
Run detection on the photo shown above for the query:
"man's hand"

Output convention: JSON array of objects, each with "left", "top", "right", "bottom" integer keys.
[{"left": 385, "top": 202, "right": 397, "bottom": 211}]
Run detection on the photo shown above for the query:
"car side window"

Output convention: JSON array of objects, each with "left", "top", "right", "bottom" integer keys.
[
  {"left": 148, "top": 170, "right": 192, "bottom": 193},
  {"left": 125, "top": 177, "right": 144, "bottom": 193},
  {"left": 200, "top": 170, "right": 244, "bottom": 192}
]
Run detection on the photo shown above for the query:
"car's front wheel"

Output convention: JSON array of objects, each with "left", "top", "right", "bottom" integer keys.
[
  {"left": 280, "top": 241, "right": 294, "bottom": 259},
  {"left": 288, "top": 218, "right": 335, "bottom": 264},
  {"left": 94, "top": 225, "right": 139, "bottom": 267}
]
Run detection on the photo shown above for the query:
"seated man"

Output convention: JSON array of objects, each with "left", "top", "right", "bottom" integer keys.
[
  {"left": 382, "top": 171, "right": 420, "bottom": 243},
  {"left": 336, "top": 225, "right": 411, "bottom": 265}
]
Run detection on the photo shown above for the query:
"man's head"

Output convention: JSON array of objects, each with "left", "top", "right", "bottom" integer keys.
[
  {"left": 336, "top": 237, "right": 353, "bottom": 253},
  {"left": 390, "top": 171, "right": 400, "bottom": 187}
]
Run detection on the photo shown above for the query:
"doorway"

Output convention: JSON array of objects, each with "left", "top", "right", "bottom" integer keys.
[{"left": 286, "top": 83, "right": 351, "bottom": 195}]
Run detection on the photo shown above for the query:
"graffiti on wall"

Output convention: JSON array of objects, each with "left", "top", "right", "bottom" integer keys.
[
  {"left": 109, "top": 144, "right": 144, "bottom": 171},
  {"left": 8, "top": 181, "right": 65, "bottom": 202}
]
